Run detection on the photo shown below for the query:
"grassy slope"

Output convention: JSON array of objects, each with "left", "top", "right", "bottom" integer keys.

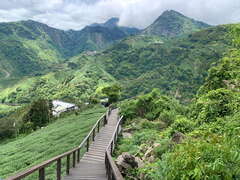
[
  {"left": 0, "top": 106, "right": 105, "bottom": 179},
  {"left": 0, "top": 55, "right": 116, "bottom": 103}
]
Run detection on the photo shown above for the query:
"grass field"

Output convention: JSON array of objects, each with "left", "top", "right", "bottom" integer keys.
[{"left": 0, "top": 106, "right": 106, "bottom": 179}]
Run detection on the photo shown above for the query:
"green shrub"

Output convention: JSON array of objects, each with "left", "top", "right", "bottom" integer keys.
[
  {"left": 159, "top": 110, "right": 176, "bottom": 126},
  {"left": 153, "top": 138, "right": 172, "bottom": 158},
  {"left": 140, "top": 119, "right": 167, "bottom": 131},
  {"left": 170, "top": 117, "right": 195, "bottom": 134},
  {"left": 156, "top": 135, "right": 240, "bottom": 180},
  {"left": 193, "top": 88, "right": 239, "bottom": 124}
]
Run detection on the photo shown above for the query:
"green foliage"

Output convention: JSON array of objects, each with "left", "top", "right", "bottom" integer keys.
[
  {"left": 155, "top": 135, "right": 240, "bottom": 180},
  {"left": 121, "top": 89, "right": 183, "bottom": 121},
  {"left": 21, "top": 99, "right": 51, "bottom": 132},
  {"left": 159, "top": 110, "right": 176, "bottom": 126},
  {"left": 97, "top": 25, "right": 232, "bottom": 101},
  {"left": 170, "top": 116, "right": 195, "bottom": 134},
  {"left": 193, "top": 88, "right": 239, "bottom": 124},
  {"left": 116, "top": 24, "right": 240, "bottom": 179},
  {"left": 0, "top": 118, "right": 16, "bottom": 139},
  {"left": 101, "top": 84, "right": 121, "bottom": 104}
]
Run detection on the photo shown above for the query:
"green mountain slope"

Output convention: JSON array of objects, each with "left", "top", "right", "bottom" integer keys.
[
  {"left": 0, "top": 55, "right": 116, "bottom": 103},
  {"left": 95, "top": 25, "right": 232, "bottom": 101},
  {"left": 0, "top": 19, "right": 139, "bottom": 79},
  {"left": 0, "top": 106, "right": 105, "bottom": 179},
  {"left": 143, "top": 10, "right": 211, "bottom": 37},
  {"left": 117, "top": 24, "right": 240, "bottom": 179}
]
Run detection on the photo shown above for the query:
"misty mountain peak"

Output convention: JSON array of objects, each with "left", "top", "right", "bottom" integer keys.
[
  {"left": 104, "top": 17, "right": 119, "bottom": 27},
  {"left": 90, "top": 17, "right": 119, "bottom": 28},
  {"left": 143, "top": 9, "right": 211, "bottom": 37},
  {"left": 161, "top": 10, "right": 185, "bottom": 18}
]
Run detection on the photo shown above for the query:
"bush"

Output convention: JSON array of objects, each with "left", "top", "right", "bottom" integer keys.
[
  {"left": 0, "top": 118, "right": 16, "bottom": 139},
  {"left": 140, "top": 119, "right": 167, "bottom": 131},
  {"left": 170, "top": 117, "right": 195, "bottom": 134},
  {"left": 159, "top": 110, "right": 176, "bottom": 126},
  {"left": 153, "top": 138, "right": 172, "bottom": 158},
  {"left": 156, "top": 135, "right": 240, "bottom": 180},
  {"left": 121, "top": 89, "right": 185, "bottom": 121},
  {"left": 193, "top": 88, "right": 239, "bottom": 124}
]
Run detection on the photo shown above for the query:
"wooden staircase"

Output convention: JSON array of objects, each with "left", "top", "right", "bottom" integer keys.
[
  {"left": 7, "top": 108, "right": 124, "bottom": 180},
  {"left": 64, "top": 108, "right": 119, "bottom": 180}
]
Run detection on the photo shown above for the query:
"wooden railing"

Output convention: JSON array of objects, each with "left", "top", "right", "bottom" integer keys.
[
  {"left": 6, "top": 111, "right": 108, "bottom": 180},
  {"left": 105, "top": 115, "right": 124, "bottom": 180}
]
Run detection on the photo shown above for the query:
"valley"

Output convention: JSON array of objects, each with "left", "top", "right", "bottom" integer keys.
[{"left": 0, "top": 8, "right": 239, "bottom": 180}]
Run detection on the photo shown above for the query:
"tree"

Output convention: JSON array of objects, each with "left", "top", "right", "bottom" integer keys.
[
  {"left": 101, "top": 84, "right": 121, "bottom": 104},
  {"left": 22, "top": 99, "right": 51, "bottom": 132}
]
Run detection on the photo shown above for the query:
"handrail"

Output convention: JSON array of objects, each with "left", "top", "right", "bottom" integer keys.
[
  {"left": 6, "top": 112, "right": 108, "bottom": 180},
  {"left": 105, "top": 115, "right": 124, "bottom": 180}
]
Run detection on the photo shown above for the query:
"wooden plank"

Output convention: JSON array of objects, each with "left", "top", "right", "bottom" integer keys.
[{"left": 63, "top": 109, "right": 122, "bottom": 180}]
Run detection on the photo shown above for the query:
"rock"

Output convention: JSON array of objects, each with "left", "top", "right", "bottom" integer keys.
[
  {"left": 116, "top": 155, "right": 132, "bottom": 171},
  {"left": 122, "top": 152, "right": 138, "bottom": 168},
  {"left": 142, "top": 147, "right": 153, "bottom": 161},
  {"left": 153, "top": 143, "right": 161, "bottom": 148},
  {"left": 171, "top": 132, "right": 185, "bottom": 144},
  {"left": 116, "top": 152, "right": 145, "bottom": 174},
  {"left": 148, "top": 156, "right": 155, "bottom": 163},
  {"left": 123, "top": 127, "right": 133, "bottom": 133},
  {"left": 122, "top": 132, "right": 132, "bottom": 138},
  {"left": 135, "top": 157, "right": 144, "bottom": 168}
]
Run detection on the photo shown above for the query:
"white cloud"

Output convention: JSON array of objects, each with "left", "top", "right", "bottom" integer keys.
[{"left": 0, "top": 0, "right": 239, "bottom": 30}]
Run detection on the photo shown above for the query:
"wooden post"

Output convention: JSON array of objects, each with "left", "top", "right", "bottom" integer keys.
[
  {"left": 97, "top": 121, "right": 100, "bottom": 132},
  {"left": 86, "top": 137, "right": 89, "bottom": 152},
  {"left": 111, "top": 142, "right": 113, "bottom": 155},
  {"left": 93, "top": 128, "right": 95, "bottom": 141},
  {"left": 73, "top": 151, "right": 76, "bottom": 168},
  {"left": 57, "top": 159, "right": 61, "bottom": 180},
  {"left": 104, "top": 115, "right": 107, "bottom": 125},
  {"left": 66, "top": 155, "right": 70, "bottom": 175},
  {"left": 77, "top": 149, "right": 80, "bottom": 163},
  {"left": 39, "top": 168, "right": 45, "bottom": 180}
]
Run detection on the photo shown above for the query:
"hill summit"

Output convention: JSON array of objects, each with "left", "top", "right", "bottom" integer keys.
[{"left": 143, "top": 10, "right": 211, "bottom": 37}]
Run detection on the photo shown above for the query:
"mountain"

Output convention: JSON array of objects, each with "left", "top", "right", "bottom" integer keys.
[
  {"left": 95, "top": 24, "right": 233, "bottom": 101},
  {"left": 73, "top": 17, "right": 140, "bottom": 52},
  {"left": 0, "top": 18, "right": 139, "bottom": 80},
  {"left": 0, "top": 23, "right": 233, "bottom": 103},
  {"left": 0, "top": 20, "right": 67, "bottom": 78},
  {"left": 90, "top": 17, "right": 120, "bottom": 28},
  {"left": 143, "top": 10, "right": 211, "bottom": 37},
  {"left": 70, "top": 22, "right": 139, "bottom": 53}
]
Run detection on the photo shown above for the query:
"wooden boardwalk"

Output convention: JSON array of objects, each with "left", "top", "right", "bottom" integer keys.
[{"left": 64, "top": 109, "right": 119, "bottom": 180}]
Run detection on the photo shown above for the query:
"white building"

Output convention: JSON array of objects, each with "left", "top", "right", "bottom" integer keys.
[{"left": 52, "top": 100, "right": 78, "bottom": 117}]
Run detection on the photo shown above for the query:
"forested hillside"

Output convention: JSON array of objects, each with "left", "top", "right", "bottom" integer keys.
[
  {"left": 95, "top": 25, "right": 232, "bottom": 101},
  {"left": 116, "top": 24, "right": 240, "bottom": 179},
  {"left": 0, "top": 18, "right": 138, "bottom": 79},
  {"left": 0, "top": 10, "right": 213, "bottom": 104}
]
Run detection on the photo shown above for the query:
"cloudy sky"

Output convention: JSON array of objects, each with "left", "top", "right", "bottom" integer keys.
[{"left": 0, "top": 0, "right": 239, "bottom": 30}]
